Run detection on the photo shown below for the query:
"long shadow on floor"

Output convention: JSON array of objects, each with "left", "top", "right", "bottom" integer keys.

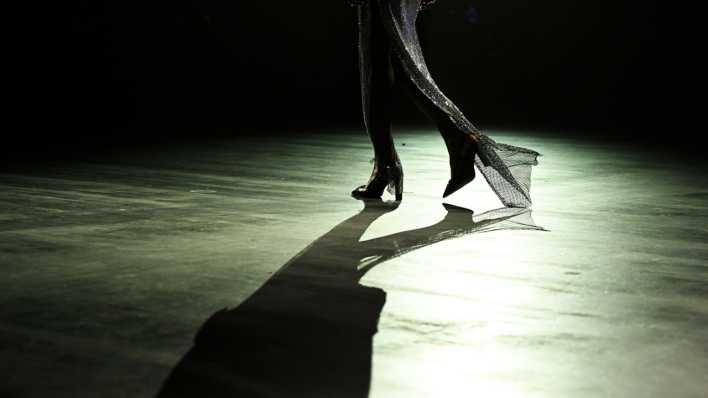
[{"left": 157, "top": 201, "right": 543, "bottom": 398}]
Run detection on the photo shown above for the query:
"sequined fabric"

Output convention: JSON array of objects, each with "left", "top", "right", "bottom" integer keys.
[
  {"left": 346, "top": 0, "right": 437, "bottom": 10},
  {"left": 362, "top": 0, "right": 540, "bottom": 207},
  {"left": 420, "top": 0, "right": 437, "bottom": 10}
]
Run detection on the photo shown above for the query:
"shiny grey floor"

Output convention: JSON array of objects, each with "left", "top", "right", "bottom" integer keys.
[{"left": 1, "top": 130, "right": 707, "bottom": 398}]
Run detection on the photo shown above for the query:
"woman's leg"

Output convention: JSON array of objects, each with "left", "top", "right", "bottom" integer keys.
[
  {"left": 390, "top": 46, "right": 478, "bottom": 197},
  {"left": 352, "top": 0, "right": 404, "bottom": 200},
  {"left": 391, "top": 56, "right": 462, "bottom": 154},
  {"left": 358, "top": 0, "right": 399, "bottom": 169}
]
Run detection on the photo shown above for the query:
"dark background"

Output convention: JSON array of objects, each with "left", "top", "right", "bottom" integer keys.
[{"left": 9, "top": 0, "right": 679, "bottom": 159}]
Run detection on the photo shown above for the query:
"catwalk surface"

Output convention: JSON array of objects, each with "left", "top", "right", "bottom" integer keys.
[{"left": 1, "top": 130, "right": 706, "bottom": 397}]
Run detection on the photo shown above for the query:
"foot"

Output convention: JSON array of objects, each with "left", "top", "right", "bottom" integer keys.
[
  {"left": 352, "top": 162, "right": 403, "bottom": 201},
  {"left": 442, "top": 133, "right": 478, "bottom": 198}
]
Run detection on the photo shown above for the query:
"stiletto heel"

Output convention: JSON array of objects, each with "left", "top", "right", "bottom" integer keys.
[
  {"left": 352, "top": 162, "right": 404, "bottom": 201},
  {"left": 386, "top": 165, "right": 403, "bottom": 201}
]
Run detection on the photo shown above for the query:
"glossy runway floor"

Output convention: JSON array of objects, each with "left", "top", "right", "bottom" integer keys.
[{"left": 1, "top": 130, "right": 707, "bottom": 398}]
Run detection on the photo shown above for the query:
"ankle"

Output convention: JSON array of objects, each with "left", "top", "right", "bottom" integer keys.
[{"left": 374, "top": 155, "right": 400, "bottom": 169}]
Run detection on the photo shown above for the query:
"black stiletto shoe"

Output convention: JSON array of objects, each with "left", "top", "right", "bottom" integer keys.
[
  {"left": 443, "top": 133, "right": 479, "bottom": 198},
  {"left": 352, "top": 163, "right": 404, "bottom": 201}
]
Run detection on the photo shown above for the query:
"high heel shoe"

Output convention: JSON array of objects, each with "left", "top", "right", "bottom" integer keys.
[
  {"left": 351, "top": 162, "right": 404, "bottom": 201},
  {"left": 442, "top": 133, "right": 479, "bottom": 198}
]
